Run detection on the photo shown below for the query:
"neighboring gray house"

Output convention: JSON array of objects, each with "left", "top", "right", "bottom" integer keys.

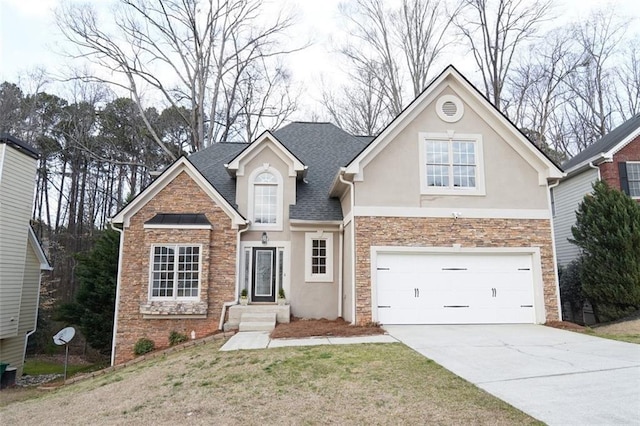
[
  {"left": 0, "top": 134, "right": 52, "bottom": 378},
  {"left": 552, "top": 114, "right": 640, "bottom": 267}
]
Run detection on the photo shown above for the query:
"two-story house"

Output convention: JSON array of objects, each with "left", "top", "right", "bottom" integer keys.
[{"left": 110, "top": 66, "right": 564, "bottom": 365}]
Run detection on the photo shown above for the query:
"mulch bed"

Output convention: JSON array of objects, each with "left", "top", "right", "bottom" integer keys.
[{"left": 270, "top": 317, "right": 385, "bottom": 339}]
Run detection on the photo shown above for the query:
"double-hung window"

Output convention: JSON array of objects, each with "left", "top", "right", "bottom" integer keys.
[
  {"left": 626, "top": 162, "right": 640, "bottom": 198},
  {"left": 420, "top": 133, "right": 485, "bottom": 195},
  {"left": 305, "top": 232, "right": 333, "bottom": 282},
  {"left": 150, "top": 245, "right": 201, "bottom": 300}
]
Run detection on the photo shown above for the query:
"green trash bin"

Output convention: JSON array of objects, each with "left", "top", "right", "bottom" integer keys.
[{"left": 0, "top": 363, "right": 8, "bottom": 377}]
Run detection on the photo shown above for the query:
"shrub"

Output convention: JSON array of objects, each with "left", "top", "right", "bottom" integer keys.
[
  {"left": 133, "top": 338, "right": 155, "bottom": 355},
  {"left": 570, "top": 181, "right": 640, "bottom": 322},
  {"left": 169, "top": 331, "right": 188, "bottom": 346}
]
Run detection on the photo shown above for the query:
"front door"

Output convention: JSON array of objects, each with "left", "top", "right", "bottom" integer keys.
[{"left": 251, "top": 247, "right": 276, "bottom": 302}]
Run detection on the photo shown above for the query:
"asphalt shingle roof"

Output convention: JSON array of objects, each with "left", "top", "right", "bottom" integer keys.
[
  {"left": 562, "top": 113, "right": 640, "bottom": 171},
  {"left": 188, "top": 122, "right": 369, "bottom": 221}
]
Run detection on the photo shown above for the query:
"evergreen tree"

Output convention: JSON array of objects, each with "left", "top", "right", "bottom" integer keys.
[
  {"left": 57, "top": 229, "right": 120, "bottom": 354},
  {"left": 570, "top": 180, "right": 640, "bottom": 322}
]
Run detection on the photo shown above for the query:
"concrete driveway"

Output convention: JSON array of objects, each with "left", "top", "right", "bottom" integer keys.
[{"left": 383, "top": 324, "right": 640, "bottom": 425}]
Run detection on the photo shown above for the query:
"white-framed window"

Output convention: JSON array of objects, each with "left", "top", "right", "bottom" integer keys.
[
  {"left": 627, "top": 162, "right": 640, "bottom": 198},
  {"left": 248, "top": 165, "right": 283, "bottom": 230},
  {"left": 419, "top": 132, "right": 485, "bottom": 196},
  {"left": 305, "top": 232, "right": 333, "bottom": 282},
  {"left": 149, "top": 244, "right": 201, "bottom": 300}
]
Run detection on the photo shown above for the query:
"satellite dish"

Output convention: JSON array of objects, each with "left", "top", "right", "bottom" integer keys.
[{"left": 53, "top": 327, "right": 76, "bottom": 346}]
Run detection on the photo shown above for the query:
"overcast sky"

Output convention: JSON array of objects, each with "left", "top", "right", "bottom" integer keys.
[{"left": 1, "top": 0, "right": 639, "bottom": 118}]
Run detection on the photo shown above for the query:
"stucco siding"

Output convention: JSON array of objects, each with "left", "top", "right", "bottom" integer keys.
[
  {"left": 235, "top": 142, "right": 296, "bottom": 243},
  {"left": 356, "top": 85, "right": 548, "bottom": 211},
  {"left": 0, "top": 145, "right": 37, "bottom": 339},
  {"left": 289, "top": 230, "right": 339, "bottom": 319},
  {"left": 553, "top": 168, "right": 599, "bottom": 266}
]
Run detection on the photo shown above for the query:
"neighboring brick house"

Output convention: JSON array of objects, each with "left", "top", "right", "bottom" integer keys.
[
  {"left": 110, "top": 66, "right": 564, "bottom": 365},
  {"left": 552, "top": 114, "right": 640, "bottom": 267}
]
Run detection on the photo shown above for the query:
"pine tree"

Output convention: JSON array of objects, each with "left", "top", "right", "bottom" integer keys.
[
  {"left": 570, "top": 180, "right": 640, "bottom": 322},
  {"left": 57, "top": 229, "right": 120, "bottom": 354}
]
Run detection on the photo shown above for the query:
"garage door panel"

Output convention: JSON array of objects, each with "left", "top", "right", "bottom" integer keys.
[{"left": 376, "top": 252, "right": 535, "bottom": 324}]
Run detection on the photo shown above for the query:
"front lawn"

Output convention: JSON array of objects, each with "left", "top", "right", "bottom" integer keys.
[{"left": 1, "top": 341, "right": 540, "bottom": 425}]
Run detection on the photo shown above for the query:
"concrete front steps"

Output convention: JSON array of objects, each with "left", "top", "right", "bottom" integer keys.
[
  {"left": 226, "top": 304, "right": 290, "bottom": 332},
  {"left": 239, "top": 312, "right": 276, "bottom": 332}
]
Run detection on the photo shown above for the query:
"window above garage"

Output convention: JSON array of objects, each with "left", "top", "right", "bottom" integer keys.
[{"left": 419, "top": 132, "right": 486, "bottom": 196}]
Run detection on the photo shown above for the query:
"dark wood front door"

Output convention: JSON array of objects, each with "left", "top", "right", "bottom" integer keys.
[{"left": 251, "top": 247, "right": 276, "bottom": 302}]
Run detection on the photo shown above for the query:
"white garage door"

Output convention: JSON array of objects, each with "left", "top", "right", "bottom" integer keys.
[{"left": 376, "top": 252, "right": 535, "bottom": 324}]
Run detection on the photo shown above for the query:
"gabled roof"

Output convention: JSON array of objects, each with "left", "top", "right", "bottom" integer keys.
[
  {"left": 225, "top": 130, "right": 307, "bottom": 178},
  {"left": 0, "top": 134, "right": 39, "bottom": 160},
  {"left": 562, "top": 113, "right": 640, "bottom": 173},
  {"left": 341, "top": 65, "right": 563, "bottom": 185},
  {"left": 110, "top": 156, "right": 246, "bottom": 228},
  {"left": 189, "top": 122, "right": 368, "bottom": 221},
  {"left": 28, "top": 227, "right": 52, "bottom": 271}
]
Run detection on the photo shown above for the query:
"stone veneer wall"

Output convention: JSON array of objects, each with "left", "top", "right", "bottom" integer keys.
[
  {"left": 354, "top": 216, "right": 559, "bottom": 324},
  {"left": 114, "top": 171, "right": 237, "bottom": 364}
]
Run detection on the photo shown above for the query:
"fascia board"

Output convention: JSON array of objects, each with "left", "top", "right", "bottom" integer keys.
[
  {"left": 28, "top": 227, "right": 52, "bottom": 270},
  {"left": 111, "top": 157, "right": 246, "bottom": 228},
  {"left": 225, "top": 131, "right": 305, "bottom": 177}
]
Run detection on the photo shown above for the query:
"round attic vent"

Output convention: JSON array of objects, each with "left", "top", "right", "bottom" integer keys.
[{"left": 436, "top": 95, "right": 464, "bottom": 123}]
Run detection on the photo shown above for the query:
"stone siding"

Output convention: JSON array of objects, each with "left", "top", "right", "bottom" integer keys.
[
  {"left": 114, "top": 171, "right": 237, "bottom": 364},
  {"left": 354, "top": 216, "right": 559, "bottom": 324}
]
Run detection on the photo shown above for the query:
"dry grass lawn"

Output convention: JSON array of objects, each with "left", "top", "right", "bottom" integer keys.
[{"left": 0, "top": 340, "right": 540, "bottom": 425}]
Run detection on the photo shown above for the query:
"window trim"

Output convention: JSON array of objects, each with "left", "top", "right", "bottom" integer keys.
[
  {"left": 626, "top": 161, "right": 640, "bottom": 199},
  {"left": 418, "top": 132, "right": 486, "bottom": 196},
  {"left": 248, "top": 165, "right": 284, "bottom": 231},
  {"left": 148, "top": 244, "right": 202, "bottom": 301},
  {"left": 305, "top": 232, "right": 333, "bottom": 282}
]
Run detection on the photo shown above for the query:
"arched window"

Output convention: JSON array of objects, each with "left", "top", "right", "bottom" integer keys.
[{"left": 253, "top": 172, "right": 278, "bottom": 225}]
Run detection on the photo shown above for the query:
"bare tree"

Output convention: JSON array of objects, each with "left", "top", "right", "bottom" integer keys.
[
  {"left": 506, "top": 28, "right": 584, "bottom": 157},
  {"left": 454, "top": 0, "right": 552, "bottom": 111},
  {"left": 57, "top": 0, "right": 304, "bottom": 156},
  {"left": 562, "top": 9, "right": 630, "bottom": 147},
  {"left": 613, "top": 39, "right": 640, "bottom": 122},
  {"left": 325, "top": 0, "right": 455, "bottom": 133},
  {"left": 322, "top": 66, "right": 387, "bottom": 136}
]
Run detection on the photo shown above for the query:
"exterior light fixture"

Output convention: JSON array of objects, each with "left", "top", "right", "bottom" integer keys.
[{"left": 261, "top": 232, "right": 268, "bottom": 245}]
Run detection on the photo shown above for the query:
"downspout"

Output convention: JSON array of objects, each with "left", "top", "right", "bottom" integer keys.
[
  {"left": 547, "top": 179, "right": 563, "bottom": 322},
  {"left": 219, "top": 221, "right": 250, "bottom": 330},
  {"left": 338, "top": 170, "right": 357, "bottom": 325},
  {"left": 588, "top": 161, "right": 601, "bottom": 180},
  {"left": 24, "top": 269, "right": 46, "bottom": 372},
  {"left": 338, "top": 223, "right": 343, "bottom": 318},
  {"left": 109, "top": 220, "right": 125, "bottom": 367}
]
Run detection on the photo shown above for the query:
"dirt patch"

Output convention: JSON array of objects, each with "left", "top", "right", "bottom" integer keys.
[
  {"left": 593, "top": 318, "right": 640, "bottom": 335},
  {"left": 270, "top": 317, "right": 385, "bottom": 339},
  {"left": 545, "top": 321, "right": 586, "bottom": 331}
]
